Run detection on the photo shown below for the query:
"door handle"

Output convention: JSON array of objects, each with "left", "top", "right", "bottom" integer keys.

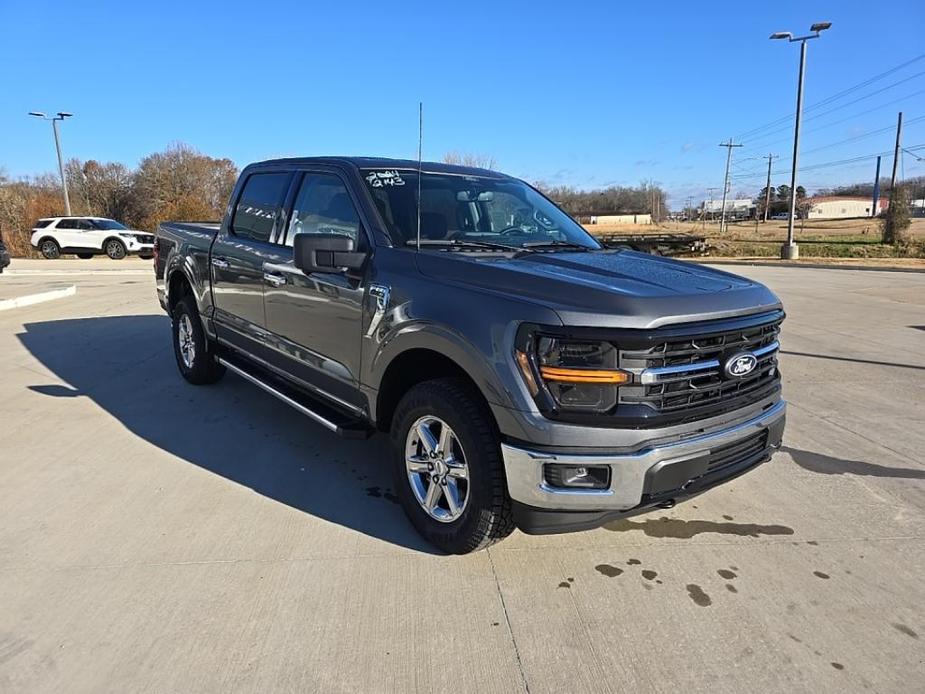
[
  {"left": 263, "top": 272, "right": 287, "bottom": 288},
  {"left": 211, "top": 257, "right": 230, "bottom": 270}
]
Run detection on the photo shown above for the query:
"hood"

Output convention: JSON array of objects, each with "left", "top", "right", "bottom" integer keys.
[{"left": 416, "top": 249, "right": 782, "bottom": 329}]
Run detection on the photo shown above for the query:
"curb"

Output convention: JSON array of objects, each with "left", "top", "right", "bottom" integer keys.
[
  {"left": 0, "top": 285, "right": 77, "bottom": 311},
  {"left": 690, "top": 259, "right": 925, "bottom": 274}
]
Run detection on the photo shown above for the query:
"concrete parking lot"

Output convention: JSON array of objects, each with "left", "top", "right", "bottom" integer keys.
[{"left": 1, "top": 259, "right": 923, "bottom": 693}]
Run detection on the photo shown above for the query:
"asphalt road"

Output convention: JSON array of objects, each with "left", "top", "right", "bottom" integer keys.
[{"left": 1, "top": 259, "right": 923, "bottom": 693}]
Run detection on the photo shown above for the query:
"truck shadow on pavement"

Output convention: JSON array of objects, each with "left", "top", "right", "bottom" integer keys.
[
  {"left": 19, "top": 315, "right": 441, "bottom": 554},
  {"left": 782, "top": 446, "right": 925, "bottom": 479}
]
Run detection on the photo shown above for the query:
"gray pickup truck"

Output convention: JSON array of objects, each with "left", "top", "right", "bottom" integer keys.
[{"left": 155, "top": 157, "right": 785, "bottom": 553}]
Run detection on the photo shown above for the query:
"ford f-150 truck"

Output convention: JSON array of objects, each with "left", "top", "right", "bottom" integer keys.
[{"left": 155, "top": 157, "right": 785, "bottom": 554}]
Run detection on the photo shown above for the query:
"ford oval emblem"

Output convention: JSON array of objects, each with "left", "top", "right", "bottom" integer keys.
[{"left": 724, "top": 352, "right": 758, "bottom": 379}]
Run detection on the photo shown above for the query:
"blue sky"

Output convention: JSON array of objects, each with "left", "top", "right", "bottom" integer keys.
[{"left": 3, "top": 0, "right": 924, "bottom": 207}]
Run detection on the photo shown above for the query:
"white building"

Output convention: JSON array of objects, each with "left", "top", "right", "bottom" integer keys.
[
  {"left": 701, "top": 199, "right": 754, "bottom": 218},
  {"left": 805, "top": 196, "right": 887, "bottom": 219}
]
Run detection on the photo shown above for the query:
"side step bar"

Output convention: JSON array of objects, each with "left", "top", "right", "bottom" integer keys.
[{"left": 217, "top": 356, "right": 373, "bottom": 439}]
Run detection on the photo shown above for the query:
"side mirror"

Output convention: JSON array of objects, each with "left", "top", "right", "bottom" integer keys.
[{"left": 293, "top": 233, "right": 366, "bottom": 274}]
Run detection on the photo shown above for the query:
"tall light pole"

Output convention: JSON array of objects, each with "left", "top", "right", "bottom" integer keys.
[
  {"left": 29, "top": 111, "right": 73, "bottom": 215},
  {"left": 770, "top": 22, "right": 832, "bottom": 260}
]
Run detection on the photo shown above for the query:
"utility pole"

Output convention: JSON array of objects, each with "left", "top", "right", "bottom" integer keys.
[
  {"left": 718, "top": 139, "right": 742, "bottom": 233},
  {"left": 889, "top": 111, "right": 903, "bottom": 200},
  {"left": 705, "top": 187, "right": 717, "bottom": 230},
  {"left": 871, "top": 155, "right": 882, "bottom": 217},
  {"left": 762, "top": 154, "right": 778, "bottom": 222}
]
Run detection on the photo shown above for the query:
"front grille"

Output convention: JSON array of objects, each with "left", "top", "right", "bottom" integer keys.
[{"left": 618, "top": 312, "right": 782, "bottom": 420}]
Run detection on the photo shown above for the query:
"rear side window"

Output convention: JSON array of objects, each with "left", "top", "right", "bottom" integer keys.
[
  {"left": 231, "top": 172, "right": 291, "bottom": 243},
  {"left": 34, "top": 219, "right": 53, "bottom": 229},
  {"left": 56, "top": 218, "right": 81, "bottom": 229}
]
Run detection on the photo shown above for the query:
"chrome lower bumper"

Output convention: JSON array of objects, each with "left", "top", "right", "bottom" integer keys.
[{"left": 501, "top": 400, "right": 786, "bottom": 511}]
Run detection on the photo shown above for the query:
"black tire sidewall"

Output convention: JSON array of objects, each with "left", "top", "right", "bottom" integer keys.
[
  {"left": 391, "top": 380, "right": 510, "bottom": 554},
  {"left": 171, "top": 297, "right": 223, "bottom": 384}
]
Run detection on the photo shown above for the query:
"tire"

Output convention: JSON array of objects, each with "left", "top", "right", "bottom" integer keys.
[
  {"left": 76, "top": 253, "right": 94, "bottom": 259},
  {"left": 171, "top": 296, "right": 225, "bottom": 385},
  {"left": 40, "top": 238, "right": 60, "bottom": 259},
  {"left": 390, "top": 378, "right": 514, "bottom": 554},
  {"left": 105, "top": 238, "right": 127, "bottom": 260}
]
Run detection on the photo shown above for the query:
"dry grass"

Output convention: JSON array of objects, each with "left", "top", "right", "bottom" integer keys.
[{"left": 584, "top": 218, "right": 925, "bottom": 259}]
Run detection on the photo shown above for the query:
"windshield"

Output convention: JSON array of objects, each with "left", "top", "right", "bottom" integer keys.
[
  {"left": 361, "top": 169, "right": 601, "bottom": 250},
  {"left": 91, "top": 219, "right": 128, "bottom": 230}
]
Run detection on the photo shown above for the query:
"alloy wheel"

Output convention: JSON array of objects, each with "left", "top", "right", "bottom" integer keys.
[
  {"left": 177, "top": 314, "right": 196, "bottom": 368},
  {"left": 405, "top": 416, "right": 470, "bottom": 522}
]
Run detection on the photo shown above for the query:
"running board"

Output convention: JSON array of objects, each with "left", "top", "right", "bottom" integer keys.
[{"left": 217, "top": 356, "right": 373, "bottom": 439}]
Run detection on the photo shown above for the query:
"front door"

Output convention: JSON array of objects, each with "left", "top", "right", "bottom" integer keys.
[
  {"left": 263, "top": 172, "right": 367, "bottom": 410},
  {"left": 211, "top": 171, "right": 292, "bottom": 356}
]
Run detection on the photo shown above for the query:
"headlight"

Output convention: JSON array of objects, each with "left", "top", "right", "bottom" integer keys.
[{"left": 515, "top": 330, "right": 630, "bottom": 414}]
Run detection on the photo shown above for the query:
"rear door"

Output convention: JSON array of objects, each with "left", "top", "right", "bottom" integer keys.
[
  {"left": 52, "top": 218, "right": 84, "bottom": 248},
  {"left": 210, "top": 170, "right": 293, "bottom": 356},
  {"left": 262, "top": 170, "right": 368, "bottom": 410}
]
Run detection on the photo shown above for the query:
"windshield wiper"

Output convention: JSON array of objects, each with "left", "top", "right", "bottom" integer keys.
[
  {"left": 520, "top": 240, "right": 596, "bottom": 251},
  {"left": 406, "top": 239, "right": 528, "bottom": 253}
]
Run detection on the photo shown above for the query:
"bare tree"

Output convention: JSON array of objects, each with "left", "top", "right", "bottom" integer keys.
[{"left": 442, "top": 151, "right": 497, "bottom": 170}]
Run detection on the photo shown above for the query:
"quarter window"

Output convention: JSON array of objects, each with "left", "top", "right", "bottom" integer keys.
[
  {"left": 231, "top": 172, "right": 291, "bottom": 243},
  {"left": 285, "top": 174, "right": 360, "bottom": 247}
]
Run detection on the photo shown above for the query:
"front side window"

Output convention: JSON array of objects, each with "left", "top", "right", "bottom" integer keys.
[
  {"left": 231, "top": 172, "right": 291, "bottom": 243},
  {"left": 285, "top": 174, "right": 360, "bottom": 247},
  {"left": 361, "top": 169, "right": 600, "bottom": 250}
]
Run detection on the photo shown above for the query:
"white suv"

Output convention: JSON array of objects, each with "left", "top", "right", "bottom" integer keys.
[{"left": 30, "top": 217, "right": 155, "bottom": 260}]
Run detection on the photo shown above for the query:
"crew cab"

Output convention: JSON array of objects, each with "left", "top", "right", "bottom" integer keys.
[
  {"left": 155, "top": 157, "right": 786, "bottom": 553},
  {"left": 31, "top": 216, "right": 154, "bottom": 259}
]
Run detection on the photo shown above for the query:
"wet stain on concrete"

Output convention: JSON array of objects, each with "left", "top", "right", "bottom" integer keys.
[
  {"left": 722, "top": 514, "right": 734, "bottom": 521},
  {"left": 725, "top": 584, "right": 738, "bottom": 593},
  {"left": 831, "top": 662, "right": 844, "bottom": 671},
  {"left": 492, "top": 622, "right": 500, "bottom": 627},
  {"left": 813, "top": 571, "right": 830, "bottom": 580},
  {"left": 641, "top": 570, "right": 658, "bottom": 581},
  {"left": 365, "top": 486, "right": 399, "bottom": 504},
  {"left": 788, "top": 634, "right": 802, "bottom": 643},
  {"left": 807, "top": 540, "right": 819, "bottom": 546},
  {"left": 627, "top": 558, "right": 641, "bottom": 565},
  {"left": 605, "top": 516, "right": 794, "bottom": 539},
  {"left": 892, "top": 623, "right": 918, "bottom": 639},
  {"left": 642, "top": 583, "right": 654, "bottom": 591},
  {"left": 730, "top": 565, "right": 739, "bottom": 571},
  {"left": 595, "top": 564, "right": 623, "bottom": 578},
  {"left": 717, "top": 569, "right": 737, "bottom": 580},
  {"left": 686, "top": 584, "right": 712, "bottom": 607},
  {"left": 567, "top": 577, "right": 574, "bottom": 583},
  {"left": 557, "top": 581, "right": 571, "bottom": 589}
]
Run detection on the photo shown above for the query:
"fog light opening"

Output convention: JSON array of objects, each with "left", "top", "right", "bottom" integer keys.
[{"left": 543, "top": 463, "right": 610, "bottom": 490}]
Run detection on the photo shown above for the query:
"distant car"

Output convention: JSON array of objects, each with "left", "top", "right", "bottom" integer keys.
[
  {"left": 30, "top": 217, "right": 155, "bottom": 260},
  {"left": 0, "top": 234, "right": 10, "bottom": 272},
  {"left": 769, "top": 213, "right": 790, "bottom": 220}
]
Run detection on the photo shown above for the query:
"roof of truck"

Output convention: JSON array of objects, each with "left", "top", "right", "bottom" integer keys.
[{"left": 254, "top": 156, "right": 511, "bottom": 179}]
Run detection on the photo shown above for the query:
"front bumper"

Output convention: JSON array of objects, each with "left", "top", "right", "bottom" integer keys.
[{"left": 501, "top": 400, "right": 785, "bottom": 534}]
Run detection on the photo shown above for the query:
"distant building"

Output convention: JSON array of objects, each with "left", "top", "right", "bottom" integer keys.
[
  {"left": 700, "top": 199, "right": 755, "bottom": 219},
  {"left": 579, "top": 213, "right": 652, "bottom": 225},
  {"left": 805, "top": 196, "right": 888, "bottom": 219}
]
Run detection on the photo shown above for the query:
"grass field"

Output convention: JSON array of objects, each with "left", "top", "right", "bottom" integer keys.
[{"left": 585, "top": 217, "right": 925, "bottom": 260}]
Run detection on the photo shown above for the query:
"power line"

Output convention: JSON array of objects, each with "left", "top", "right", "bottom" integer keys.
[
  {"left": 731, "top": 143, "right": 925, "bottom": 180},
  {"left": 736, "top": 53, "right": 925, "bottom": 140},
  {"left": 742, "top": 85, "right": 925, "bottom": 150},
  {"left": 742, "top": 70, "right": 925, "bottom": 145}
]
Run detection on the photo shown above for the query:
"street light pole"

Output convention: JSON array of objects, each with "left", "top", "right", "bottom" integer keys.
[
  {"left": 29, "top": 111, "right": 73, "bottom": 216},
  {"left": 770, "top": 22, "right": 831, "bottom": 260}
]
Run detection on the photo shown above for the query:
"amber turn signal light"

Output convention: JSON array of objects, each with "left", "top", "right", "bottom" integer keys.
[{"left": 538, "top": 366, "right": 631, "bottom": 384}]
